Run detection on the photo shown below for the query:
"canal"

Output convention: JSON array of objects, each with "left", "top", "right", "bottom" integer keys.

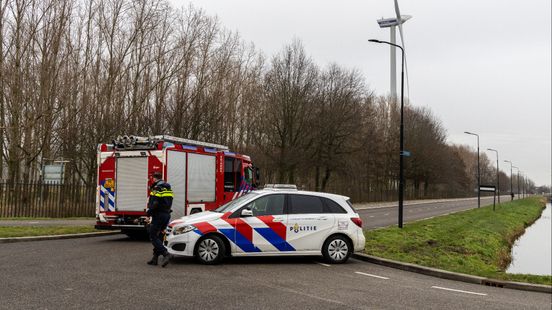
[{"left": 506, "top": 202, "right": 551, "bottom": 275}]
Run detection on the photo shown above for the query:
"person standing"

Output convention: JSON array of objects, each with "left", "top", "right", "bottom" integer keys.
[{"left": 146, "top": 171, "right": 173, "bottom": 267}]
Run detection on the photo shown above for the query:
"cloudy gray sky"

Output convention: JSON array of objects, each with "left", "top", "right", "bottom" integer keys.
[{"left": 174, "top": 0, "right": 551, "bottom": 187}]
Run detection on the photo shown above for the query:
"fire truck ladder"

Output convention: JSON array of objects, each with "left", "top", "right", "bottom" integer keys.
[{"left": 152, "top": 135, "right": 229, "bottom": 151}]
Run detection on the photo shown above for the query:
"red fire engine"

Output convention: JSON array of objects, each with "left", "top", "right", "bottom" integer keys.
[{"left": 94, "top": 135, "right": 258, "bottom": 236}]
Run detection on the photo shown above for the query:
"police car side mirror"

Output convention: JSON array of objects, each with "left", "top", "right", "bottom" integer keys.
[{"left": 241, "top": 208, "right": 253, "bottom": 217}]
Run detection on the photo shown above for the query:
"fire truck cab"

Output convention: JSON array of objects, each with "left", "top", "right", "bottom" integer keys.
[{"left": 95, "top": 135, "right": 258, "bottom": 235}]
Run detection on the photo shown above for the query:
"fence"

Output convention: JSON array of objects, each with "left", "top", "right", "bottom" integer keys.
[{"left": 0, "top": 181, "right": 96, "bottom": 218}]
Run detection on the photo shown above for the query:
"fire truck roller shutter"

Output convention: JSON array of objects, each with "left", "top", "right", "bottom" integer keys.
[
  {"left": 187, "top": 153, "right": 216, "bottom": 203},
  {"left": 167, "top": 150, "right": 187, "bottom": 219},
  {"left": 115, "top": 157, "right": 148, "bottom": 211}
]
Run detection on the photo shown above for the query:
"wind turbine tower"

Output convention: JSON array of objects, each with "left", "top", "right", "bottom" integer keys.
[{"left": 376, "top": 15, "right": 412, "bottom": 98}]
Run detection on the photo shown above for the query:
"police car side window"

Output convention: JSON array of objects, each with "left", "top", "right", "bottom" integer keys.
[
  {"left": 322, "top": 197, "right": 347, "bottom": 214},
  {"left": 235, "top": 194, "right": 285, "bottom": 217},
  {"left": 288, "top": 195, "right": 324, "bottom": 214}
]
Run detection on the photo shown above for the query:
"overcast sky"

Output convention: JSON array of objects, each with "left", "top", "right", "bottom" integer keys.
[{"left": 173, "top": 0, "right": 551, "bottom": 187}]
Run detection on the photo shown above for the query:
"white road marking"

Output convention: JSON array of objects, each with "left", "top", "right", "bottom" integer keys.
[
  {"left": 29, "top": 221, "right": 40, "bottom": 224},
  {"left": 260, "top": 282, "right": 346, "bottom": 305},
  {"left": 383, "top": 213, "right": 389, "bottom": 216},
  {"left": 355, "top": 271, "right": 389, "bottom": 280},
  {"left": 431, "top": 286, "right": 487, "bottom": 296},
  {"left": 369, "top": 215, "right": 375, "bottom": 218},
  {"left": 316, "top": 262, "right": 331, "bottom": 267}
]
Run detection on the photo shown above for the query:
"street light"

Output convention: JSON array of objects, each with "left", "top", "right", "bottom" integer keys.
[
  {"left": 512, "top": 166, "right": 519, "bottom": 199},
  {"left": 487, "top": 148, "right": 500, "bottom": 204},
  {"left": 504, "top": 160, "right": 513, "bottom": 201},
  {"left": 520, "top": 172, "right": 525, "bottom": 198},
  {"left": 376, "top": 15, "right": 412, "bottom": 98},
  {"left": 369, "top": 38, "right": 405, "bottom": 228},
  {"left": 465, "top": 131, "right": 480, "bottom": 208}
]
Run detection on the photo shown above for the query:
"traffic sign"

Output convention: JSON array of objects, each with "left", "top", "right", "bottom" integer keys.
[{"left": 479, "top": 185, "right": 496, "bottom": 192}]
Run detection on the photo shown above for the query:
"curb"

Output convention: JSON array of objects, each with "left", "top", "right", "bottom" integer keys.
[
  {"left": 352, "top": 253, "right": 552, "bottom": 294},
  {"left": 0, "top": 231, "right": 120, "bottom": 244}
]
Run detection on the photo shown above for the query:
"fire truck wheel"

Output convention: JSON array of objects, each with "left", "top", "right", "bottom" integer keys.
[
  {"left": 322, "top": 234, "right": 352, "bottom": 264},
  {"left": 194, "top": 235, "right": 226, "bottom": 265}
]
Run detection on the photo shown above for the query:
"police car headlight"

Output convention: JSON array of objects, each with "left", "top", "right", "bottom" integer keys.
[{"left": 173, "top": 225, "right": 196, "bottom": 235}]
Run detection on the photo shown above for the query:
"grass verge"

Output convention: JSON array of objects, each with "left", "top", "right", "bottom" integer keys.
[
  {"left": 364, "top": 197, "right": 551, "bottom": 285},
  {"left": 0, "top": 226, "right": 98, "bottom": 238}
]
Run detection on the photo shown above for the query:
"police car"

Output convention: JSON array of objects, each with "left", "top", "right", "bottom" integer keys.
[{"left": 165, "top": 185, "right": 365, "bottom": 264}]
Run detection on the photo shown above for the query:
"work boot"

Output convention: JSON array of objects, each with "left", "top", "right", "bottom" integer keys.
[
  {"left": 147, "top": 254, "right": 159, "bottom": 266},
  {"left": 160, "top": 253, "right": 171, "bottom": 268}
]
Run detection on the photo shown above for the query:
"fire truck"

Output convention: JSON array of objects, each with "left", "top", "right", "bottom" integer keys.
[{"left": 94, "top": 135, "right": 258, "bottom": 236}]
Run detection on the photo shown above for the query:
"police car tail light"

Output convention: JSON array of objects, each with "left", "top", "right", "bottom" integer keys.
[{"left": 350, "top": 217, "right": 362, "bottom": 228}]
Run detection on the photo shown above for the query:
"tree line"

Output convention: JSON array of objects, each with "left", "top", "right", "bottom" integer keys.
[{"left": 0, "top": 0, "right": 536, "bottom": 202}]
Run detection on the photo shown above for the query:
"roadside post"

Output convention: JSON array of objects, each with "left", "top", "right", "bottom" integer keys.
[{"left": 480, "top": 185, "right": 497, "bottom": 210}]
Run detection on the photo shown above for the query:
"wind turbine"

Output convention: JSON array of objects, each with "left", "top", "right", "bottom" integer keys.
[{"left": 376, "top": 0, "right": 411, "bottom": 99}]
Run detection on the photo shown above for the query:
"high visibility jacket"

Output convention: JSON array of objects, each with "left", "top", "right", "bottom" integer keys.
[{"left": 147, "top": 180, "right": 173, "bottom": 216}]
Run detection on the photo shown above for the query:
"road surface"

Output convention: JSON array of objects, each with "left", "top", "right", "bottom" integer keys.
[
  {"left": 0, "top": 234, "right": 549, "bottom": 309},
  {"left": 358, "top": 195, "right": 510, "bottom": 229}
]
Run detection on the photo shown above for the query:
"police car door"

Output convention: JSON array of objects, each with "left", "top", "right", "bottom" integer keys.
[
  {"left": 232, "top": 194, "right": 291, "bottom": 254},
  {"left": 286, "top": 194, "right": 336, "bottom": 251}
]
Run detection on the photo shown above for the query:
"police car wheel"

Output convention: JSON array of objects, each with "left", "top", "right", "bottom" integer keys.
[
  {"left": 195, "top": 235, "right": 225, "bottom": 265},
  {"left": 322, "top": 235, "right": 352, "bottom": 264}
]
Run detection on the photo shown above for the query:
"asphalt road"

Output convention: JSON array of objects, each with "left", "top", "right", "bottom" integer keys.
[
  {"left": 358, "top": 195, "right": 511, "bottom": 229},
  {"left": 0, "top": 234, "right": 550, "bottom": 310}
]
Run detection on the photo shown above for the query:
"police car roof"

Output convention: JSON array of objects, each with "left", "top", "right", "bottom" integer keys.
[{"left": 255, "top": 188, "right": 350, "bottom": 202}]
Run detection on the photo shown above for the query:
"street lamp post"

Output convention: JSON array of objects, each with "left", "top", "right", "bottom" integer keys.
[
  {"left": 504, "top": 160, "right": 513, "bottom": 201},
  {"left": 369, "top": 38, "right": 405, "bottom": 228},
  {"left": 465, "top": 132, "right": 480, "bottom": 208},
  {"left": 512, "top": 166, "right": 519, "bottom": 199},
  {"left": 487, "top": 148, "right": 500, "bottom": 204},
  {"left": 525, "top": 174, "right": 528, "bottom": 197},
  {"left": 520, "top": 172, "right": 525, "bottom": 198}
]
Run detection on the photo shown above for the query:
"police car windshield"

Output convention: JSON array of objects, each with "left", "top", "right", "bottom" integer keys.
[{"left": 214, "top": 192, "right": 259, "bottom": 213}]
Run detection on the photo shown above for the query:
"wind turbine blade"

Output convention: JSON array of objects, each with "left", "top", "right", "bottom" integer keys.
[
  {"left": 394, "top": 0, "right": 411, "bottom": 102},
  {"left": 394, "top": 0, "right": 405, "bottom": 49}
]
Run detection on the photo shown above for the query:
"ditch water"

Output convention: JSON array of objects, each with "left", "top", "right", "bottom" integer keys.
[{"left": 506, "top": 203, "right": 551, "bottom": 275}]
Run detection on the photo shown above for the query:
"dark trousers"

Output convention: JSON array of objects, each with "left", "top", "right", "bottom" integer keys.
[{"left": 149, "top": 212, "right": 170, "bottom": 256}]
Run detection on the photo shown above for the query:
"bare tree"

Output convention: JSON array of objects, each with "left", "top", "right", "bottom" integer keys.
[
  {"left": 311, "top": 63, "right": 365, "bottom": 191},
  {"left": 259, "top": 39, "right": 318, "bottom": 183},
  {"left": 0, "top": 0, "right": 534, "bottom": 203}
]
